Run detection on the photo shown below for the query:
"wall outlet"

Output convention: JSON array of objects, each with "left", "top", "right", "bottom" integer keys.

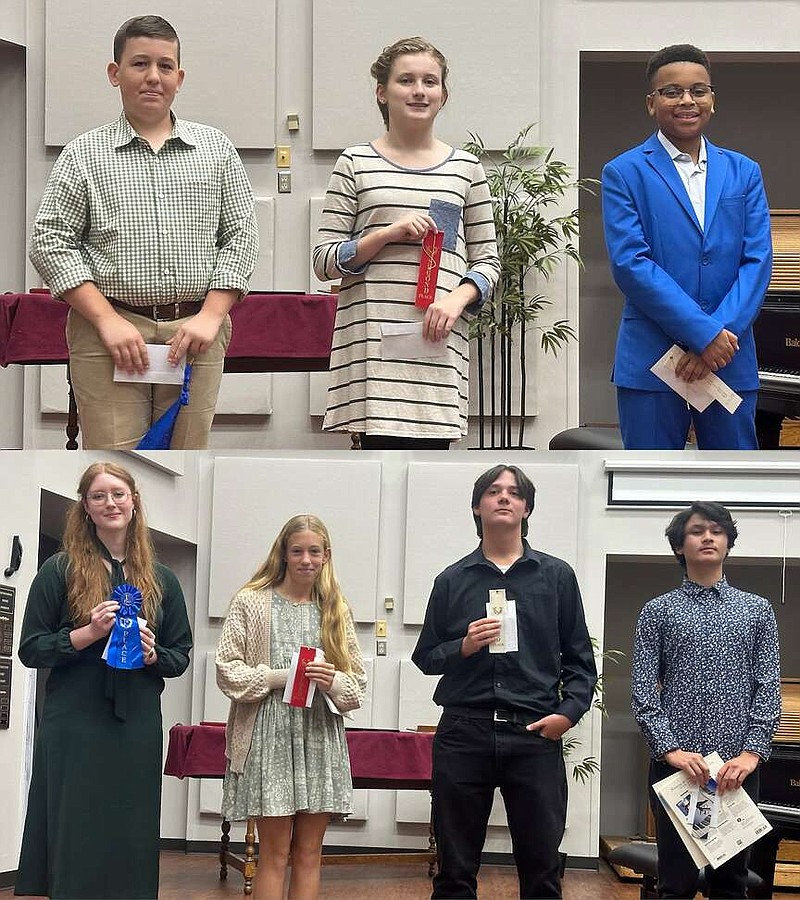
[
  {"left": 376, "top": 639, "right": 387, "bottom": 656},
  {"left": 277, "top": 171, "right": 292, "bottom": 193}
]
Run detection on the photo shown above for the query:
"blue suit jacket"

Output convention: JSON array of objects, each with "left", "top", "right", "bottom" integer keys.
[{"left": 601, "top": 133, "right": 772, "bottom": 391}]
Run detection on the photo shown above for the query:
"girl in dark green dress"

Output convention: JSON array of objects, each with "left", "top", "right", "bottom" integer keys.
[{"left": 15, "top": 461, "right": 192, "bottom": 900}]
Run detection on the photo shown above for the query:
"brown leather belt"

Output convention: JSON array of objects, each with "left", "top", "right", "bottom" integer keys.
[{"left": 109, "top": 298, "right": 203, "bottom": 322}]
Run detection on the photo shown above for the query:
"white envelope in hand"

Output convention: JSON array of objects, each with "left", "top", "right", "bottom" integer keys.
[{"left": 113, "top": 344, "right": 185, "bottom": 385}]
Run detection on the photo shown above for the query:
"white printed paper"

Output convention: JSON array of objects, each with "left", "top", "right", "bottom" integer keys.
[
  {"left": 652, "top": 751, "right": 772, "bottom": 869},
  {"left": 113, "top": 344, "right": 186, "bottom": 384},
  {"left": 380, "top": 322, "right": 449, "bottom": 360},
  {"left": 650, "top": 345, "right": 743, "bottom": 414}
]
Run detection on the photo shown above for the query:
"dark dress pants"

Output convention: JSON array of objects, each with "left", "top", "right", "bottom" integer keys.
[
  {"left": 431, "top": 711, "right": 567, "bottom": 899},
  {"left": 649, "top": 759, "right": 760, "bottom": 899}
]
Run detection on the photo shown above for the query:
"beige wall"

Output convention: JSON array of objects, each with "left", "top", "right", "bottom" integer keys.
[{"left": 0, "top": 1, "right": 25, "bottom": 46}]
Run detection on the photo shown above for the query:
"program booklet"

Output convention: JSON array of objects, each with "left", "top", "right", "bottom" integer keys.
[{"left": 652, "top": 751, "right": 772, "bottom": 869}]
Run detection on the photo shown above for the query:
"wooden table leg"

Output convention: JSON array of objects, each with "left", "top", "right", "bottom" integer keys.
[
  {"left": 243, "top": 816, "right": 257, "bottom": 896},
  {"left": 220, "top": 817, "right": 230, "bottom": 880},
  {"left": 65, "top": 363, "right": 79, "bottom": 450},
  {"left": 428, "top": 791, "right": 437, "bottom": 878}
]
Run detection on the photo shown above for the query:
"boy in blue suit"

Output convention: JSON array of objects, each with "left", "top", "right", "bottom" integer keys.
[{"left": 602, "top": 44, "right": 772, "bottom": 449}]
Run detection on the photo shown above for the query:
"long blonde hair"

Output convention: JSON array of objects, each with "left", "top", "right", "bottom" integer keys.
[
  {"left": 62, "top": 462, "right": 162, "bottom": 625},
  {"left": 243, "top": 515, "right": 354, "bottom": 673}
]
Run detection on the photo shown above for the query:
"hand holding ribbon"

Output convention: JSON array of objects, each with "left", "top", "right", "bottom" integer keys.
[{"left": 104, "top": 583, "right": 145, "bottom": 670}]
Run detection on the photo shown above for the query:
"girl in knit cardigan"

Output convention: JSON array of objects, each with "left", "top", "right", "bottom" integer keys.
[{"left": 216, "top": 515, "right": 366, "bottom": 900}]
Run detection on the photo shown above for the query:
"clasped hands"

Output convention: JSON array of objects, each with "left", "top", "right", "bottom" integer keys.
[
  {"left": 663, "top": 748, "right": 759, "bottom": 794},
  {"left": 675, "top": 328, "right": 738, "bottom": 383},
  {"left": 97, "top": 305, "right": 224, "bottom": 375}
]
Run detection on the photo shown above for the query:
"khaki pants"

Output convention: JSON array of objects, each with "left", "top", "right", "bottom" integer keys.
[{"left": 66, "top": 307, "right": 231, "bottom": 450}]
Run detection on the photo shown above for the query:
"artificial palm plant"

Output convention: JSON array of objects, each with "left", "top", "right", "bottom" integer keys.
[
  {"left": 464, "top": 125, "right": 596, "bottom": 448},
  {"left": 568, "top": 639, "right": 625, "bottom": 784}
]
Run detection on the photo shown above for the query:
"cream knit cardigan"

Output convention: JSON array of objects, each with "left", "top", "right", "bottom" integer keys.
[{"left": 216, "top": 586, "right": 367, "bottom": 774}]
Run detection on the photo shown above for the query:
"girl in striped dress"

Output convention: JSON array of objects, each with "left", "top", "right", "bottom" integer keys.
[{"left": 313, "top": 37, "right": 500, "bottom": 449}]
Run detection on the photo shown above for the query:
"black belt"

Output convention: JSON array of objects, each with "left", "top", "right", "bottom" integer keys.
[
  {"left": 444, "top": 706, "right": 533, "bottom": 726},
  {"left": 110, "top": 298, "right": 203, "bottom": 322}
]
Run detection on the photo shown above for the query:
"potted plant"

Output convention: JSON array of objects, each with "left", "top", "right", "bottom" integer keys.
[
  {"left": 463, "top": 125, "right": 597, "bottom": 448},
  {"left": 567, "top": 638, "right": 625, "bottom": 784}
]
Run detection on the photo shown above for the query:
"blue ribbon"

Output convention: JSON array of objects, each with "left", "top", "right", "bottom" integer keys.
[{"left": 105, "top": 583, "right": 145, "bottom": 670}]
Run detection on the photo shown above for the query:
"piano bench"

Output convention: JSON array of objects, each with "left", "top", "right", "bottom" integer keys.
[
  {"left": 548, "top": 425, "right": 624, "bottom": 450},
  {"left": 607, "top": 841, "right": 768, "bottom": 899}
]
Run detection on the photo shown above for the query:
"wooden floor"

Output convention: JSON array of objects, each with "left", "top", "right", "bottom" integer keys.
[{"left": 5, "top": 852, "right": 800, "bottom": 899}]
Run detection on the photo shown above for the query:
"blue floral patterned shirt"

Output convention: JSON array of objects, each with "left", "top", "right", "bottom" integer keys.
[{"left": 631, "top": 576, "right": 780, "bottom": 761}]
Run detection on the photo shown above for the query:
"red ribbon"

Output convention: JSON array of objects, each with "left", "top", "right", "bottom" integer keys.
[
  {"left": 289, "top": 645, "right": 318, "bottom": 707},
  {"left": 415, "top": 230, "right": 444, "bottom": 309}
]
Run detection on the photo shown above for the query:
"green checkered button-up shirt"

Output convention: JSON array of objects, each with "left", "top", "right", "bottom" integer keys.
[{"left": 30, "top": 113, "right": 259, "bottom": 306}]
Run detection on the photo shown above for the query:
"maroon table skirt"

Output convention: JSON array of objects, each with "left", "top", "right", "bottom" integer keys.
[
  {"left": 0, "top": 292, "right": 337, "bottom": 372},
  {"left": 164, "top": 722, "right": 434, "bottom": 790}
]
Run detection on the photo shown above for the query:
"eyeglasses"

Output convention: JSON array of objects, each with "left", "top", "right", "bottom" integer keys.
[
  {"left": 651, "top": 83, "right": 714, "bottom": 102},
  {"left": 86, "top": 489, "right": 131, "bottom": 505}
]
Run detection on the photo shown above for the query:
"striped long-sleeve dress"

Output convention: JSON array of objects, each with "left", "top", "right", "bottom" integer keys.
[{"left": 313, "top": 143, "right": 500, "bottom": 440}]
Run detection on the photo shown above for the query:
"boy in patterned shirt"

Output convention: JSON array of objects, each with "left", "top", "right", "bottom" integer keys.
[
  {"left": 631, "top": 501, "right": 780, "bottom": 898},
  {"left": 30, "top": 15, "right": 258, "bottom": 449}
]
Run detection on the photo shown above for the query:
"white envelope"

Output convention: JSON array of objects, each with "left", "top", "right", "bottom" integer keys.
[
  {"left": 650, "top": 345, "right": 742, "bottom": 414},
  {"left": 380, "top": 322, "right": 449, "bottom": 360},
  {"left": 113, "top": 344, "right": 186, "bottom": 385},
  {"left": 486, "top": 598, "right": 519, "bottom": 653}
]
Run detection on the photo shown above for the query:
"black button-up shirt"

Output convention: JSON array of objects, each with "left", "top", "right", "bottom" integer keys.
[{"left": 412, "top": 542, "right": 597, "bottom": 725}]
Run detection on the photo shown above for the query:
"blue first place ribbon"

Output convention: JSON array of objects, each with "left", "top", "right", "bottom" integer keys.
[{"left": 105, "top": 583, "right": 145, "bottom": 670}]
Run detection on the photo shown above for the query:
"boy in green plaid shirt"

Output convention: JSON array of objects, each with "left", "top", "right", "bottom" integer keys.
[{"left": 30, "top": 15, "right": 258, "bottom": 449}]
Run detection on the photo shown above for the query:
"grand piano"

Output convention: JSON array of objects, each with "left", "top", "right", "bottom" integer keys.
[
  {"left": 749, "top": 679, "right": 800, "bottom": 894},
  {"left": 755, "top": 211, "right": 800, "bottom": 449}
]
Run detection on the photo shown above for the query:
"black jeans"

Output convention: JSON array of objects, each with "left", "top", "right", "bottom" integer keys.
[
  {"left": 649, "top": 759, "right": 760, "bottom": 899},
  {"left": 431, "top": 710, "right": 567, "bottom": 899}
]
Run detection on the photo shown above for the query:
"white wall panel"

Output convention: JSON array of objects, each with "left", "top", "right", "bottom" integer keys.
[
  {"left": 308, "top": 197, "right": 327, "bottom": 293},
  {"left": 208, "top": 457, "right": 381, "bottom": 621},
  {"left": 308, "top": 372, "right": 329, "bottom": 417},
  {"left": 403, "top": 462, "right": 580, "bottom": 624},
  {"left": 312, "top": 0, "right": 540, "bottom": 151},
  {"left": 44, "top": 0, "right": 276, "bottom": 148},
  {"left": 252, "top": 196, "right": 276, "bottom": 292},
  {"left": 0, "top": 0, "right": 25, "bottom": 45}
]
